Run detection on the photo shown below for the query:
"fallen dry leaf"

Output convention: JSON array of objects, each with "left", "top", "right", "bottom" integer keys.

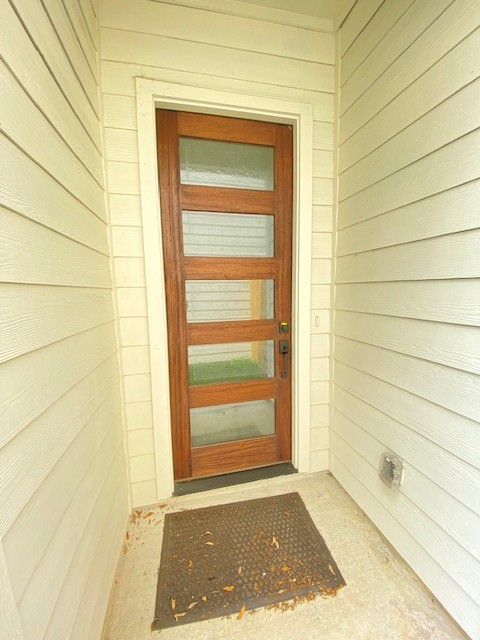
[
  {"left": 278, "top": 589, "right": 286, "bottom": 594},
  {"left": 282, "top": 566, "right": 291, "bottom": 571},
  {"left": 201, "top": 596, "right": 207, "bottom": 602},
  {"left": 135, "top": 510, "right": 142, "bottom": 517},
  {"left": 144, "top": 511, "right": 154, "bottom": 518},
  {"left": 272, "top": 536, "right": 279, "bottom": 549},
  {"left": 171, "top": 597, "right": 176, "bottom": 610},
  {"left": 126, "top": 532, "right": 130, "bottom": 541},
  {"left": 328, "top": 564, "right": 336, "bottom": 576},
  {"left": 123, "top": 545, "right": 128, "bottom": 554},
  {"left": 223, "top": 585, "right": 235, "bottom": 592},
  {"left": 150, "top": 619, "right": 159, "bottom": 631},
  {"left": 173, "top": 612, "right": 186, "bottom": 621},
  {"left": 238, "top": 566, "right": 242, "bottom": 575},
  {"left": 187, "top": 601, "right": 198, "bottom": 610},
  {"left": 204, "top": 530, "right": 212, "bottom": 535},
  {"left": 205, "top": 541, "right": 215, "bottom": 546},
  {"left": 237, "top": 604, "right": 247, "bottom": 620},
  {"left": 188, "top": 560, "right": 193, "bottom": 568}
]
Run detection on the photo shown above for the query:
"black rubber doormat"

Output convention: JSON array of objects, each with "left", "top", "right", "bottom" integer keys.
[{"left": 152, "top": 492, "right": 345, "bottom": 629}]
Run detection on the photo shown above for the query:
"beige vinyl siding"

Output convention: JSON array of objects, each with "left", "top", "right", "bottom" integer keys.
[
  {"left": 0, "top": 0, "right": 128, "bottom": 638},
  {"left": 333, "top": 0, "right": 480, "bottom": 637},
  {"left": 100, "top": 0, "right": 335, "bottom": 504}
]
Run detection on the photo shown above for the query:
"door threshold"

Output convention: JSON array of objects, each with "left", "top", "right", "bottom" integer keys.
[{"left": 173, "top": 462, "right": 297, "bottom": 496}]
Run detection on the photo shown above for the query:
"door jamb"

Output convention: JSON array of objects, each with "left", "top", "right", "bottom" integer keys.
[{"left": 135, "top": 77, "right": 313, "bottom": 499}]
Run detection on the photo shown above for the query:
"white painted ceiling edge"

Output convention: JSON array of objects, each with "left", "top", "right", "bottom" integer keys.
[{"left": 238, "top": 0, "right": 356, "bottom": 23}]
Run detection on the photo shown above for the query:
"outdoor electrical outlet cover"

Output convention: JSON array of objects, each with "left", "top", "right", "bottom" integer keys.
[{"left": 378, "top": 452, "right": 405, "bottom": 488}]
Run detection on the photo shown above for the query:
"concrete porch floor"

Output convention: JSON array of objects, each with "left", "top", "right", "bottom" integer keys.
[{"left": 103, "top": 472, "right": 467, "bottom": 640}]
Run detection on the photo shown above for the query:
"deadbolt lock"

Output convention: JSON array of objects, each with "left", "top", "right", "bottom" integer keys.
[{"left": 280, "top": 322, "right": 289, "bottom": 332}]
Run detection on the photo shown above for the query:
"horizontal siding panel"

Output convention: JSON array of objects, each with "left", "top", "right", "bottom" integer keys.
[
  {"left": 127, "top": 428, "right": 155, "bottom": 457},
  {"left": 101, "top": 28, "right": 334, "bottom": 93},
  {"left": 108, "top": 194, "right": 142, "bottom": 227},
  {"left": 309, "top": 449, "right": 329, "bottom": 472},
  {"left": 338, "top": 129, "right": 480, "bottom": 227},
  {"left": 335, "top": 335, "right": 480, "bottom": 423},
  {"left": 311, "top": 284, "right": 330, "bottom": 309},
  {"left": 1, "top": 208, "right": 111, "bottom": 288},
  {"left": 339, "top": 78, "right": 480, "bottom": 201},
  {"left": 313, "top": 121, "right": 334, "bottom": 150},
  {"left": 311, "top": 259, "right": 331, "bottom": 284},
  {"left": 311, "top": 233, "right": 331, "bottom": 259},
  {"left": 340, "top": 28, "right": 480, "bottom": 173},
  {"left": 0, "top": 355, "right": 120, "bottom": 537},
  {"left": 62, "top": 0, "right": 97, "bottom": 71},
  {"left": 105, "top": 128, "right": 139, "bottom": 162},
  {"left": 4, "top": 394, "right": 122, "bottom": 600},
  {"left": 340, "top": 0, "right": 471, "bottom": 123},
  {"left": 99, "top": 0, "right": 335, "bottom": 64},
  {"left": 339, "top": 0, "right": 384, "bottom": 57},
  {"left": 106, "top": 161, "right": 140, "bottom": 195},
  {"left": 124, "top": 373, "right": 152, "bottom": 403},
  {"left": 10, "top": 0, "right": 100, "bottom": 124},
  {"left": 340, "top": 0, "right": 415, "bottom": 85},
  {"left": 334, "top": 388, "right": 480, "bottom": 560},
  {"left": 335, "top": 310, "right": 480, "bottom": 375},
  {"left": 311, "top": 357, "right": 329, "bottom": 381},
  {"left": 335, "top": 281, "right": 480, "bottom": 326},
  {"left": 46, "top": 482, "right": 127, "bottom": 640},
  {"left": 129, "top": 453, "right": 156, "bottom": 483},
  {"left": 0, "top": 323, "right": 117, "bottom": 451},
  {"left": 332, "top": 458, "right": 480, "bottom": 640},
  {"left": 337, "top": 180, "right": 480, "bottom": 256},
  {"left": 114, "top": 258, "right": 146, "bottom": 287},
  {"left": 41, "top": 464, "right": 127, "bottom": 640},
  {"left": 122, "top": 346, "right": 150, "bottom": 375},
  {"left": 102, "top": 94, "right": 137, "bottom": 130},
  {"left": 1, "top": 0, "right": 103, "bottom": 177},
  {"left": 311, "top": 403, "right": 329, "bottom": 429},
  {"left": 116, "top": 287, "right": 148, "bottom": 317},
  {"left": 125, "top": 401, "right": 153, "bottom": 430},
  {"left": 311, "top": 381, "right": 329, "bottom": 405},
  {"left": 0, "top": 135, "right": 108, "bottom": 252},
  {"left": 313, "top": 178, "right": 333, "bottom": 205},
  {"left": 0, "top": 62, "right": 104, "bottom": 217},
  {"left": 336, "top": 229, "right": 480, "bottom": 282},
  {"left": 334, "top": 359, "right": 480, "bottom": 473},
  {"left": 111, "top": 226, "right": 144, "bottom": 257},
  {"left": 119, "top": 317, "right": 149, "bottom": 346},
  {"left": 41, "top": 0, "right": 98, "bottom": 102},
  {"left": 333, "top": 438, "right": 480, "bottom": 619},
  {"left": 311, "top": 334, "right": 330, "bottom": 358},
  {"left": 313, "top": 150, "right": 334, "bottom": 178},
  {"left": 0, "top": 285, "right": 114, "bottom": 363},
  {"left": 101, "top": 59, "right": 334, "bottom": 120},
  {"left": 312, "top": 206, "right": 332, "bottom": 232}
]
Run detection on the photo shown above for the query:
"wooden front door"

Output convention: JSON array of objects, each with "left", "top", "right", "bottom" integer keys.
[{"left": 156, "top": 110, "right": 292, "bottom": 481}]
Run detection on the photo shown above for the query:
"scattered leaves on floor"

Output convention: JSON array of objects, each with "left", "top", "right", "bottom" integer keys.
[
  {"left": 223, "top": 585, "right": 235, "bottom": 592},
  {"left": 237, "top": 604, "right": 247, "bottom": 620},
  {"left": 187, "top": 601, "right": 198, "bottom": 610},
  {"left": 272, "top": 536, "right": 279, "bottom": 549},
  {"left": 171, "top": 597, "right": 176, "bottom": 610},
  {"left": 173, "top": 612, "right": 186, "bottom": 621}
]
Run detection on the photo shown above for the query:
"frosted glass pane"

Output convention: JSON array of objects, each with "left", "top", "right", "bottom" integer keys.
[
  {"left": 180, "top": 137, "right": 274, "bottom": 190},
  {"left": 188, "top": 341, "right": 274, "bottom": 386},
  {"left": 186, "top": 280, "right": 274, "bottom": 323},
  {"left": 190, "top": 399, "right": 275, "bottom": 447},
  {"left": 182, "top": 211, "right": 274, "bottom": 257}
]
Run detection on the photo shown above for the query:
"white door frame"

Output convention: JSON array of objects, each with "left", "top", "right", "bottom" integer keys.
[{"left": 135, "top": 77, "right": 313, "bottom": 499}]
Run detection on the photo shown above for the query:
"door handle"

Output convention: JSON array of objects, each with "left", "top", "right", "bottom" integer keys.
[{"left": 279, "top": 340, "right": 289, "bottom": 378}]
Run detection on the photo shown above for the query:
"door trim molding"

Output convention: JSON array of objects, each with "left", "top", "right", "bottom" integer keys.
[{"left": 135, "top": 77, "right": 313, "bottom": 499}]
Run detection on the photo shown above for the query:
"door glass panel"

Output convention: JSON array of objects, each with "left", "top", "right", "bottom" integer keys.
[
  {"left": 182, "top": 211, "right": 274, "bottom": 257},
  {"left": 186, "top": 280, "right": 274, "bottom": 323},
  {"left": 188, "top": 340, "right": 274, "bottom": 386},
  {"left": 179, "top": 137, "right": 274, "bottom": 190},
  {"left": 190, "top": 399, "right": 275, "bottom": 447}
]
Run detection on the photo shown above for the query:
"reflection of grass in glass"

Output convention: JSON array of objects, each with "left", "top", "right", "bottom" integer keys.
[{"left": 189, "top": 357, "right": 268, "bottom": 386}]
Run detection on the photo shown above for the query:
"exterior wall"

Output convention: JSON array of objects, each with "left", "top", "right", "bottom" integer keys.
[
  {"left": 0, "top": 1, "right": 128, "bottom": 638},
  {"left": 333, "top": 0, "right": 480, "bottom": 637},
  {"left": 99, "top": 0, "right": 335, "bottom": 506}
]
